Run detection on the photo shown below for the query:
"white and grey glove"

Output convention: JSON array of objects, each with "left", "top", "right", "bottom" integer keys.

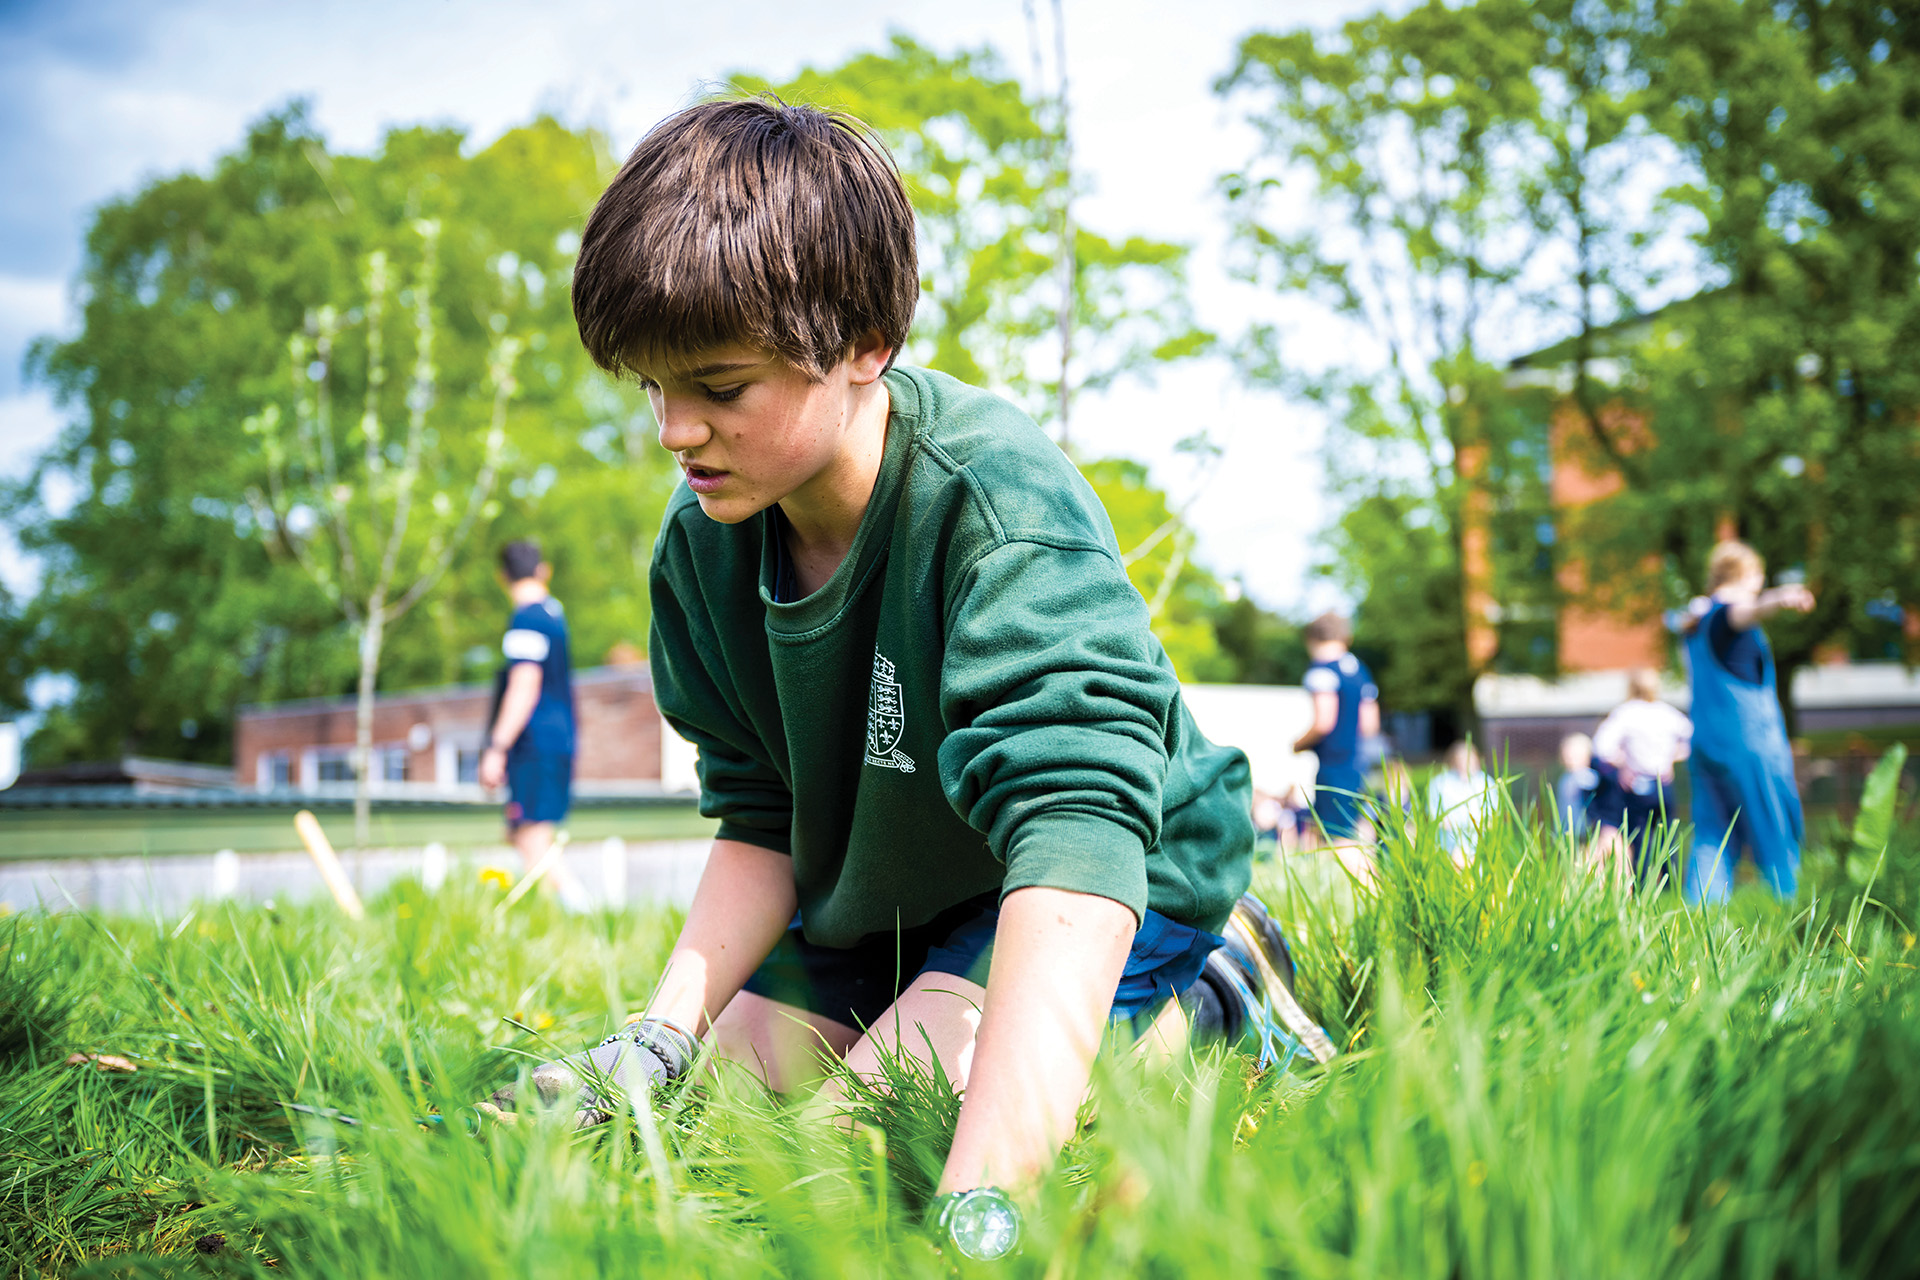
[{"left": 492, "top": 1018, "right": 696, "bottom": 1127}]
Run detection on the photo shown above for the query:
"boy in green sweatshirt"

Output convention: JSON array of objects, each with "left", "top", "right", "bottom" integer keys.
[{"left": 492, "top": 96, "right": 1327, "bottom": 1255}]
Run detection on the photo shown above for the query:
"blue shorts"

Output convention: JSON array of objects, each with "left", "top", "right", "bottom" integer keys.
[
  {"left": 1313, "top": 763, "right": 1366, "bottom": 840},
  {"left": 742, "top": 890, "right": 1224, "bottom": 1036},
  {"left": 505, "top": 752, "right": 572, "bottom": 826}
]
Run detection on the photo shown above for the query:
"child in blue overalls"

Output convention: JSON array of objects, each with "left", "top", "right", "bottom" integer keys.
[{"left": 1678, "top": 540, "right": 1815, "bottom": 903}]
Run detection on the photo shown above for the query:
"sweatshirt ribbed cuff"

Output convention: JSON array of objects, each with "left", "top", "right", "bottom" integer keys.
[
  {"left": 999, "top": 811, "right": 1149, "bottom": 926},
  {"left": 715, "top": 821, "right": 792, "bottom": 856}
]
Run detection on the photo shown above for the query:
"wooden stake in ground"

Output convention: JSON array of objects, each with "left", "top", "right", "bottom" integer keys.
[
  {"left": 294, "top": 810, "right": 367, "bottom": 920},
  {"left": 496, "top": 831, "right": 570, "bottom": 917}
]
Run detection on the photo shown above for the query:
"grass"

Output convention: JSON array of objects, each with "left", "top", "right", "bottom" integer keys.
[{"left": 2, "top": 772, "right": 1918, "bottom": 1278}]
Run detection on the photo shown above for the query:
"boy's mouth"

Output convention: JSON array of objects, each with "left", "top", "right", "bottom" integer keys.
[{"left": 683, "top": 464, "right": 728, "bottom": 495}]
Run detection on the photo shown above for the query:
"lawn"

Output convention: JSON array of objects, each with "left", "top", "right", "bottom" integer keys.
[{"left": 2, "top": 762, "right": 1916, "bottom": 1278}]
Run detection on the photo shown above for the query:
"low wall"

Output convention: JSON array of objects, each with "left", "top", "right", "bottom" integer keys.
[{"left": 0, "top": 837, "right": 711, "bottom": 916}]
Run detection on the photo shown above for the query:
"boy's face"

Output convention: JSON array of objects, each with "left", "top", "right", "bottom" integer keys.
[{"left": 639, "top": 338, "right": 889, "bottom": 525}]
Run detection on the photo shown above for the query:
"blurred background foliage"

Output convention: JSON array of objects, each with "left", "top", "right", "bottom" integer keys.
[
  {"left": 4, "top": 0, "right": 1919, "bottom": 762},
  {"left": 4, "top": 107, "right": 675, "bottom": 765},
  {"left": 0, "top": 37, "right": 1281, "bottom": 766},
  {"left": 1220, "top": 0, "right": 1920, "bottom": 720}
]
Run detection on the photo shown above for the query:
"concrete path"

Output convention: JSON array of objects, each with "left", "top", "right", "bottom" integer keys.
[{"left": 0, "top": 837, "right": 712, "bottom": 916}]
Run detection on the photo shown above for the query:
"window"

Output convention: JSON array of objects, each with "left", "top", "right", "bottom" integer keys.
[
  {"left": 380, "top": 747, "right": 408, "bottom": 782},
  {"left": 258, "top": 752, "right": 293, "bottom": 789},
  {"left": 316, "top": 751, "right": 354, "bottom": 783},
  {"left": 456, "top": 748, "right": 483, "bottom": 784}
]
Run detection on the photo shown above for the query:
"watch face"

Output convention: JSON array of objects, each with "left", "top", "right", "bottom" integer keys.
[{"left": 946, "top": 1189, "right": 1021, "bottom": 1261}]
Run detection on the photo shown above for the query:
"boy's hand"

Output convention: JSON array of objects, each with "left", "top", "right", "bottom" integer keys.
[
  {"left": 490, "top": 1019, "right": 695, "bottom": 1126},
  {"left": 1766, "top": 584, "right": 1816, "bottom": 613},
  {"left": 479, "top": 745, "right": 508, "bottom": 789}
]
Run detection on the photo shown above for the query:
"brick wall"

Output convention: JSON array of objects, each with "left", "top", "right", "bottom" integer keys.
[
  {"left": 1549, "top": 399, "right": 1667, "bottom": 673},
  {"left": 574, "top": 668, "right": 662, "bottom": 781},
  {"left": 235, "top": 664, "right": 660, "bottom": 788}
]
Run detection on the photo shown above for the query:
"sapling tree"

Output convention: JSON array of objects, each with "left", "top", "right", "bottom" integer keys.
[{"left": 245, "top": 219, "right": 523, "bottom": 844}]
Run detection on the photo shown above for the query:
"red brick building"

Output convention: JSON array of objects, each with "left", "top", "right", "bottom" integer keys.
[
  {"left": 1471, "top": 343, "right": 1669, "bottom": 676},
  {"left": 235, "top": 662, "right": 666, "bottom": 796}
]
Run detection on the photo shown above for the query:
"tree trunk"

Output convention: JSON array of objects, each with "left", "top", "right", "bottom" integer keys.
[{"left": 353, "top": 610, "right": 384, "bottom": 849}]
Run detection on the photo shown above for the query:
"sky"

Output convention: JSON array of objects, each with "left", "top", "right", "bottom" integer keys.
[{"left": 0, "top": 0, "right": 1406, "bottom": 611}]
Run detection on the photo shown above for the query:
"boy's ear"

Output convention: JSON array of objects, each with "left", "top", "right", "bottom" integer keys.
[{"left": 845, "top": 328, "right": 893, "bottom": 385}]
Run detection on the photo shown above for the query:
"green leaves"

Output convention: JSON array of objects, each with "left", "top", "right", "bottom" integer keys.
[
  {"left": 749, "top": 35, "right": 1210, "bottom": 434},
  {"left": 1583, "top": 0, "right": 1920, "bottom": 679},
  {"left": 8, "top": 106, "right": 670, "bottom": 763},
  {"left": 1852, "top": 744, "right": 1910, "bottom": 857}
]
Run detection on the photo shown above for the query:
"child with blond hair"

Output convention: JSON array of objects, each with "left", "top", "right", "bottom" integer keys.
[{"left": 1677, "top": 540, "right": 1813, "bottom": 902}]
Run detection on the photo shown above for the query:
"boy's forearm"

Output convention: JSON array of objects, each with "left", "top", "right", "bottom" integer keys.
[
  {"left": 1293, "top": 691, "right": 1339, "bottom": 751},
  {"left": 488, "top": 665, "right": 542, "bottom": 748},
  {"left": 1730, "top": 585, "right": 1814, "bottom": 629},
  {"left": 936, "top": 886, "right": 1134, "bottom": 1196},
  {"left": 645, "top": 838, "right": 796, "bottom": 1036}
]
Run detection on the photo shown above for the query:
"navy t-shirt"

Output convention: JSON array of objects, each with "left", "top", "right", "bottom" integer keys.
[
  {"left": 494, "top": 597, "right": 575, "bottom": 756},
  {"left": 1706, "top": 604, "right": 1766, "bottom": 685},
  {"left": 1303, "top": 652, "right": 1377, "bottom": 770}
]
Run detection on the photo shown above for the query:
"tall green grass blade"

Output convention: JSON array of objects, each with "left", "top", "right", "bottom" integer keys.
[{"left": 1852, "top": 742, "right": 1909, "bottom": 854}]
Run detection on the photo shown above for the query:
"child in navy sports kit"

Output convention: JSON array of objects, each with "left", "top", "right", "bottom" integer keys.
[
  {"left": 482, "top": 98, "right": 1327, "bottom": 1255},
  {"left": 1292, "top": 612, "right": 1380, "bottom": 879},
  {"left": 479, "top": 541, "right": 582, "bottom": 904}
]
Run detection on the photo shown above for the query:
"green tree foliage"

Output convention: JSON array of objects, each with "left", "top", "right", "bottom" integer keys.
[
  {"left": 8, "top": 105, "right": 671, "bottom": 764},
  {"left": 1219, "top": 0, "right": 1566, "bottom": 716},
  {"left": 753, "top": 38, "right": 1267, "bottom": 681},
  {"left": 1210, "top": 594, "right": 1310, "bottom": 686},
  {"left": 6, "top": 37, "right": 1282, "bottom": 768},
  {"left": 245, "top": 218, "right": 527, "bottom": 840},
  {"left": 1078, "top": 457, "right": 1227, "bottom": 680},
  {"left": 1575, "top": 0, "right": 1920, "bottom": 705},
  {"left": 743, "top": 34, "right": 1212, "bottom": 436}
]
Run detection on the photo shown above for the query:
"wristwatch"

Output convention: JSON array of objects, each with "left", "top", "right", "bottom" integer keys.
[{"left": 930, "top": 1186, "right": 1021, "bottom": 1261}]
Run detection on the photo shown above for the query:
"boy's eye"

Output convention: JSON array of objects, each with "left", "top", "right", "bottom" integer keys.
[{"left": 702, "top": 384, "right": 746, "bottom": 403}]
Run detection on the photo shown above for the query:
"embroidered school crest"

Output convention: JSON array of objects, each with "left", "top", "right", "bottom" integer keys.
[{"left": 864, "top": 648, "right": 917, "bottom": 773}]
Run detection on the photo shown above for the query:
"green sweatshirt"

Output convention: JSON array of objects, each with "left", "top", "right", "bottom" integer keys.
[{"left": 649, "top": 365, "right": 1253, "bottom": 949}]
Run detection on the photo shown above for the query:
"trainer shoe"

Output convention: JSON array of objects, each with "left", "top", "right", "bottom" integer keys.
[
  {"left": 1216, "top": 892, "right": 1338, "bottom": 1067},
  {"left": 489, "top": 1016, "right": 695, "bottom": 1126}
]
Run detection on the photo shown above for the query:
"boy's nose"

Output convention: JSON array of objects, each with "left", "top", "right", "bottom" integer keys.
[{"left": 653, "top": 395, "right": 711, "bottom": 452}]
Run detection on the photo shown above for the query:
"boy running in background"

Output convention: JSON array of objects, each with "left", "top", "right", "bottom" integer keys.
[
  {"left": 1677, "top": 540, "right": 1814, "bottom": 903},
  {"left": 1292, "top": 612, "right": 1380, "bottom": 880},
  {"left": 478, "top": 540, "right": 587, "bottom": 910},
  {"left": 490, "top": 98, "right": 1324, "bottom": 1254}
]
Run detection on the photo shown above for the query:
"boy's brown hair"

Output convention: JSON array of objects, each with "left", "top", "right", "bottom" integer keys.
[
  {"left": 1706, "top": 539, "right": 1764, "bottom": 590},
  {"left": 572, "top": 96, "right": 919, "bottom": 381},
  {"left": 1303, "top": 611, "right": 1353, "bottom": 646}
]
